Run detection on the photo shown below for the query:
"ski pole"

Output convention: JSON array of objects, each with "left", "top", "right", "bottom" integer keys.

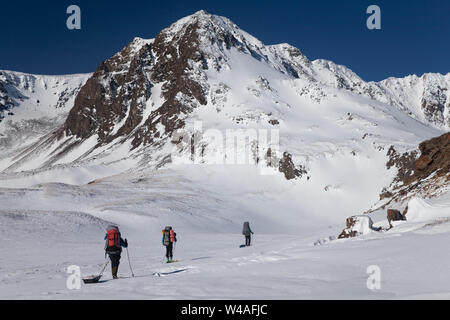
[
  {"left": 99, "top": 259, "right": 109, "bottom": 277},
  {"left": 126, "top": 247, "right": 135, "bottom": 277}
]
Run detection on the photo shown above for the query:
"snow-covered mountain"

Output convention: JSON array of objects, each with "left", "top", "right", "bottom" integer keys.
[
  {"left": 1, "top": 11, "right": 447, "bottom": 171},
  {"left": 310, "top": 60, "right": 450, "bottom": 130},
  {"left": 378, "top": 73, "right": 450, "bottom": 129},
  {"left": 0, "top": 71, "right": 90, "bottom": 166}
]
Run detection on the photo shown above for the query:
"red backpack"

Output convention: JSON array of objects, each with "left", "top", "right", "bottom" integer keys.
[{"left": 106, "top": 227, "right": 119, "bottom": 248}]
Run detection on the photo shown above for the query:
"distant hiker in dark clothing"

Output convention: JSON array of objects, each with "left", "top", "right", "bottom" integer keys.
[
  {"left": 242, "top": 222, "right": 254, "bottom": 246},
  {"left": 162, "top": 226, "right": 177, "bottom": 263},
  {"left": 104, "top": 225, "right": 128, "bottom": 279}
]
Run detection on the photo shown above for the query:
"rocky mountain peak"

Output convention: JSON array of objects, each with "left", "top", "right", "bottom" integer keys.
[
  {"left": 62, "top": 11, "right": 285, "bottom": 150},
  {"left": 62, "top": 11, "right": 214, "bottom": 149}
]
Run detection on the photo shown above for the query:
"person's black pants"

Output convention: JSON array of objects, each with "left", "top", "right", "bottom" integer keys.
[
  {"left": 108, "top": 253, "right": 121, "bottom": 268},
  {"left": 165, "top": 243, "right": 173, "bottom": 259},
  {"left": 245, "top": 235, "right": 251, "bottom": 246}
]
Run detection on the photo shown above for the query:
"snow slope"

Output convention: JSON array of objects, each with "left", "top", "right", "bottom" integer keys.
[
  {"left": 0, "top": 70, "right": 90, "bottom": 170},
  {"left": 311, "top": 60, "right": 450, "bottom": 130},
  {"left": 1, "top": 169, "right": 450, "bottom": 299}
]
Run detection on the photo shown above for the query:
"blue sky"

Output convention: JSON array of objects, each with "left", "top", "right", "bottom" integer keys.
[{"left": 1, "top": 0, "right": 449, "bottom": 81}]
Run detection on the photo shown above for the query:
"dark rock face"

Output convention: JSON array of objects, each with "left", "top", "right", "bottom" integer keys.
[
  {"left": 64, "top": 39, "right": 156, "bottom": 144},
  {"left": 64, "top": 20, "right": 208, "bottom": 149},
  {"left": 278, "top": 152, "right": 306, "bottom": 180},
  {"left": 416, "top": 132, "right": 450, "bottom": 178},
  {"left": 134, "top": 22, "right": 207, "bottom": 148},
  {"left": 262, "top": 149, "right": 307, "bottom": 180},
  {"left": 415, "top": 155, "right": 433, "bottom": 170},
  {"left": 381, "top": 132, "right": 450, "bottom": 203},
  {"left": 387, "top": 209, "right": 405, "bottom": 228}
]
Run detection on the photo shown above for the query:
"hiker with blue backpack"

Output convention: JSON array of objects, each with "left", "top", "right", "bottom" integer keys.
[
  {"left": 105, "top": 225, "right": 128, "bottom": 279},
  {"left": 162, "top": 226, "right": 177, "bottom": 263}
]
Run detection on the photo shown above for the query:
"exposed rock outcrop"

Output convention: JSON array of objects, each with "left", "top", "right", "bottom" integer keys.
[
  {"left": 381, "top": 132, "right": 450, "bottom": 204},
  {"left": 415, "top": 132, "right": 450, "bottom": 178},
  {"left": 263, "top": 149, "right": 307, "bottom": 180},
  {"left": 64, "top": 16, "right": 209, "bottom": 149},
  {"left": 338, "top": 215, "right": 378, "bottom": 239},
  {"left": 278, "top": 152, "right": 307, "bottom": 180},
  {"left": 387, "top": 209, "right": 406, "bottom": 228},
  {"left": 0, "top": 79, "right": 14, "bottom": 118},
  {"left": 64, "top": 38, "right": 155, "bottom": 144}
]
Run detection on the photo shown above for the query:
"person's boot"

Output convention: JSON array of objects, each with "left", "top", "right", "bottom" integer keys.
[{"left": 112, "top": 266, "right": 118, "bottom": 279}]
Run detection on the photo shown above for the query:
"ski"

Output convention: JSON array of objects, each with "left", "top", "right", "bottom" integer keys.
[{"left": 82, "top": 275, "right": 102, "bottom": 284}]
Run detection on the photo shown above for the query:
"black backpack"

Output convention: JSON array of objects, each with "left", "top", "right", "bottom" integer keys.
[{"left": 242, "top": 222, "right": 251, "bottom": 236}]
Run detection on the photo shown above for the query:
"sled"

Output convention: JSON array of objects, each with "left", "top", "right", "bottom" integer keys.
[
  {"left": 83, "top": 260, "right": 109, "bottom": 284},
  {"left": 82, "top": 275, "right": 102, "bottom": 284}
]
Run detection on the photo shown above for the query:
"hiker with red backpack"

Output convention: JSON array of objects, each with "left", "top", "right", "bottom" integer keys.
[
  {"left": 162, "top": 226, "right": 177, "bottom": 263},
  {"left": 104, "top": 225, "right": 128, "bottom": 279}
]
